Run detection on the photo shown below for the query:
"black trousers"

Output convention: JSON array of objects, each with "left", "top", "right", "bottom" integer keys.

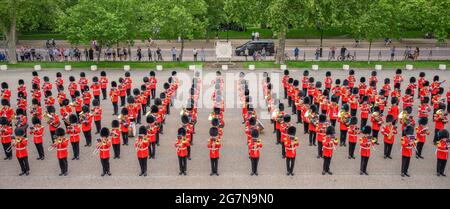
[
  {"left": 126, "top": 89, "right": 131, "bottom": 97},
  {"left": 166, "top": 104, "right": 170, "bottom": 115},
  {"left": 297, "top": 111, "right": 302, "bottom": 123},
  {"left": 416, "top": 142, "right": 424, "bottom": 157},
  {"left": 291, "top": 103, "right": 296, "bottom": 114},
  {"left": 149, "top": 142, "right": 156, "bottom": 158},
  {"left": 137, "top": 110, "right": 142, "bottom": 124},
  {"left": 58, "top": 158, "right": 68, "bottom": 174},
  {"left": 351, "top": 109, "right": 357, "bottom": 116},
  {"left": 17, "top": 157, "right": 30, "bottom": 173},
  {"left": 276, "top": 129, "right": 281, "bottom": 144},
  {"left": 2, "top": 142, "right": 12, "bottom": 158},
  {"left": 210, "top": 158, "right": 219, "bottom": 174},
  {"left": 50, "top": 130, "right": 56, "bottom": 143},
  {"left": 142, "top": 105, "right": 147, "bottom": 116},
  {"left": 83, "top": 130, "right": 92, "bottom": 145},
  {"left": 151, "top": 89, "right": 156, "bottom": 99},
  {"left": 303, "top": 122, "right": 309, "bottom": 134},
  {"left": 309, "top": 131, "right": 316, "bottom": 145},
  {"left": 178, "top": 156, "right": 187, "bottom": 173},
  {"left": 284, "top": 88, "right": 287, "bottom": 99},
  {"left": 94, "top": 95, "right": 100, "bottom": 102},
  {"left": 340, "top": 130, "right": 347, "bottom": 145},
  {"left": 349, "top": 142, "right": 356, "bottom": 158},
  {"left": 94, "top": 120, "right": 101, "bottom": 133},
  {"left": 437, "top": 159, "right": 447, "bottom": 174},
  {"left": 71, "top": 142, "right": 79, "bottom": 158},
  {"left": 281, "top": 143, "right": 286, "bottom": 158},
  {"left": 372, "top": 130, "right": 379, "bottom": 142},
  {"left": 121, "top": 131, "right": 129, "bottom": 145},
  {"left": 323, "top": 156, "right": 331, "bottom": 172},
  {"left": 361, "top": 118, "right": 368, "bottom": 128},
  {"left": 187, "top": 146, "right": 191, "bottom": 158},
  {"left": 101, "top": 88, "right": 107, "bottom": 100},
  {"left": 286, "top": 157, "right": 295, "bottom": 173},
  {"left": 250, "top": 157, "right": 259, "bottom": 174},
  {"left": 401, "top": 156, "right": 411, "bottom": 174},
  {"left": 384, "top": 142, "right": 393, "bottom": 157},
  {"left": 120, "top": 96, "right": 126, "bottom": 107},
  {"left": 331, "top": 119, "right": 336, "bottom": 127},
  {"left": 112, "top": 102, "right": 118, "bottom": 115},
  {"left": 101, "top": 158, "right": 110, "bottom": 174},
  {"left": 360, "top": 156, "right": 369, "bottom": 172},
  {"left": 317, "top": 141, "right": 323, "bottom": 157},
  {"left": 434, "top": 129, "right": 440, "bottom": 143},
  {"left": 35, "top": 143, "right": 45, "bottom": 158},
  {"left": 288, "top": 97, "right": 292, "bottom": 107},
  {"left": 112, "top": 144, "right": 120, "bottom": 158},
  {"left": 138, "top": 157, "right": 147, "bottom": 174}
]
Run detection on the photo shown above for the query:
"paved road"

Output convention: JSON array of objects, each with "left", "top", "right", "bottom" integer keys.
[{"left": 0, "top": 68, "right": 450, "bottom": 189}]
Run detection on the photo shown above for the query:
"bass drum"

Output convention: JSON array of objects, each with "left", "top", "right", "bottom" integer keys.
[{"left": 128, "top": 122, "right": 137, "bottom": 137}]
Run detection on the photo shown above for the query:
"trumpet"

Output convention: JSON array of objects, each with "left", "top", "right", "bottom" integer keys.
[
  {"left": 43, "top": 112, "right": 54, "bottom": 124},
  {"left": 5, "top": 137, "right": 17, "bottom": 153},
  {"left": 93, "top": 138, "right": 111, "bottom": 155},
  {"left": 48, "top": 137, "right": 64, "bottom": 151}
]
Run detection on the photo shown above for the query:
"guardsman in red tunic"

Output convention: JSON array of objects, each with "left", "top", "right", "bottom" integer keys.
[
  {"left": 301, "top": 70, "right": 309, "bottom": 96},
  {"left": 110, "top": 81, "right": 120, "bottom": 115},
  {"left": 358, "top": 77, "right": 367, "bottom": 101},
  {"left": 50, "top": 128, "right": 69, "bottom": 176},
  {"left": 415, "top": 117, "right": 430, "bottom": 159},
  {"left": 180, "top": 114, "right": 194, "bottom": 159},
  {"left": 280, "top": 115, "right": 291, "bottom": 159},
  {"left": 146, "top": 115, "right": 158, "bottom": 159},
  {"left": 0, "top": 117, "right": 13, "bottom": 160},
  {"left": 295, "top": 91, "right": 304, "bottom": 124},
  {"left": 80, "top": 105, "right": 93, "bottom": 147},
  {"left": 248, "top": 129, "right": 262, "bottom": 176},
  {"left": 418, "top": 97, "right": 431, "bottom": 118},
  {"left": 307, "top": 105, "right": 319, "bottom": 146},
  {"left": 370, "top": 107, "right": 383, "bottom": 144},
  {"left": 436, "top": 130, "right": 449, "bottom": 176},
  {"left": 285, "top": 126, "right": 299, "bottom": 176},
  {"left": 68, "top": 76, "right": 78, "bottom": 101},
  {"left": 327, "top": 96, "right": 338, "bottom": 127},
  {"left": 1, "top": 82, "right": 11, "bottom": 102},
  {"left": 347, "top": 70, "right": 356, "bottom": 88},
  {"left": 100, "top": 71, "right": 109, "bottom": 100},
  {"left": 92, "top": 99, "right": 102, "bottom": 134},
  {"left": 72, "top": 90, "right": 83, "bottom": 116},
  {"left": 359, "top": 96, "right": 370, "bottom": 128},
  {"left": 46, "top": 106, "right": 61, "bottom": 143},
  {"left": 66, "top": 114, "right": 81, "bottom": 160},
  {"left": 30, "top": 117, "right": 45, "bottom": 160},
  {"left": 332, "top": 79, "right": 342, "bottom": 102},
  {"left": 381, "top": 78, "right": 391, "bottom": 98},
  {"left": 431, "top": 75, "right": 443, "bottom": 97},
  {"left": 42, "top": 76, "right": 52, "bottom": 93},
  {"left": 96, "top": 127, "right": 112, "bottom": 176},
  {"left": 31, "top": 84, "right": 42, "bottom": 106},
  {"left": 57, "top": 86, "right": 67, "bottom": 107},
  {"left": 60, "top": 99, "right": 73, "bottom": 128},
  {"left": 348, "top": 117, "right": 360, "bottom": 159},
  {"left": 30, "top": 99, "right": 42, "bottom": 121},
  {"left": 124, "top": 72, "right": 133, "bottom": 96},
  {"left": 135, "top": 126, "right": 150, "bottom": 176},
  {"left": 16, "top": 93, "right": 27, "bottom": 116},
  {"left": 79, "top": 72, "right": 88, "bottom": 93},
  {"left": 382, "top": 115, "right": 397, "bottom": 159},
  {"left": 286, "top": 78, "right": 294, "bottom": 107},
  {"left": 273, "top": 103, "right": 285, "bottom": 145},
  {"left": 341, "top": 80, "right": 350, "bottom": 105},
  {"left": 307, "top": 77, "right": 316, "bottom": 104},
  {"left": 208, "top": 127, "right": 221, "bottom": 176},
  {"left": 14, "top": 109, "right": 28, "bottom": 137},
  {"left": 432, "top": 87, "right": 444, "bottom": 113},
  {"left": 110, "top": 120, "right": 121, "bottom": 159},
  {"left": 149, "top": 71, "right": 157, "bottom": 99},
  {"left": 0, "top": 99, "right": 14, "bottom": 124},
  {"left": 316, "top": 114, "right": 328, "bottom": 158},
  {"left": 126, "top": 96, "right": 138, "bottom": 123},
  {"left": 91, "top": 76, "right": 101, "bottom": 102},
  {"left": 447, "top": 88, "right": 450, "bottom": 114},
  {"left": 118, "top": 77, "right": 127, "bottom": 107},
  {"left": 322, "top": 126, "right": 338, "bottom": 175},
  {"left": 149, "top": 105, "right": 162, "bottom": 146},
  {"left": 338, "top": 104, "right": 351, "bottom": 146},
  {"left": 402, "top": 88, "right": 413, "bottom": 109},
  {"left": 17, "top": 79, "right": 27, "bottom": 99},
  {"left": 393, "top": 69, "right": 404, "bottom": 88},
  {"left": 324, "top": 71, "right": 333, "bottom": 92},
  {"left": 418, "top": 72, "right": 427, "bottom": 99},
  {"left": 133, "top": 89, "right": 143, "bottom": 124},
  {"left": 12, "top": 128, "right": 30, "bottom": 176},
  {"left": 359, "top": 126, "right": 375, "bottom": 175},
  {"left": 82, "top": 86, "right": 92, "bottom": 109},
  {"left": 175, "top": 127, "right": 190, "bottom": 175},
  {"left": 140, "top": 85, "right": 148, "bottom": 115},
  {"left": 31, "top": 71, "right": 41, "bottom": 90},
  {"left": 349, "top": 87, "right": 359, "bottom": 116},
  {"left": 387, "top": 97, "right": 399, "bottom": 125},
  {"left": 407, "top": 77, "right": 417, "bottom": 98},
  {"left": 119, "top": 108, "right": 130, "bottom": 145},
  {"left": 282, "top": 70, "right": 290, "bottom": 99},
  {"left": 55, "top": 72, "right": 64, "bottom": 90},
  {"left": 433, "top": 107, "right": 448, "bottom": 144},
  {"left": 401, "top": 126, "right": 417, "bottom": 177},
  {"left": 44, "top": 91, "right": 55, "bottom": 108},
  {"left": 420, "top": 80, "right": 430, "bottom": 102}
]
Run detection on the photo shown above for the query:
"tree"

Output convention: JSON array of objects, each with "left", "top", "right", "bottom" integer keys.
[
  {"left": 153, "top": 0, "right": 207, "bottom": 61},
  {"left": 0, "top": 0, "right": 61, "bottom": 64},
  {"left": 204, "top": 0, "right": 227, "bottom": 42},
  {"left": 57, "top": 0, "right": 141, "bottom": 62}
]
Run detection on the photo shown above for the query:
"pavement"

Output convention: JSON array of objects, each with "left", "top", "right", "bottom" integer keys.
[
  {"left": 0, "top": 68, "right": 450, "bottom": 189},
  {"left": 1, "top": 38, "right": 450, "bottom": 61}
]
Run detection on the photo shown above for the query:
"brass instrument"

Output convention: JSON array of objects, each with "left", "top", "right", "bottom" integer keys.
[
  {"left": 5, "top": 137, "right": 19, "bottom": 153},
  {"left": 93, "top": 137, "right": 111, "bottom": 155},
  {"left": 48, "top": 137, "right": 64, "bottom": 151},
  {"left": 436, "top": 110, "right": 449, "bottom": 123},
  {"left": 43, "top": 111, "right": 54, "bottom": 124},
  {"left": 339, "top": 110, "right": 351, "bottom": 125}
]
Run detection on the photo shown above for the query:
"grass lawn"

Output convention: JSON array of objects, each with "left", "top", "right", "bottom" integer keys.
[{"left": 1, "top": 60, "right": 449, "bottom": 70}]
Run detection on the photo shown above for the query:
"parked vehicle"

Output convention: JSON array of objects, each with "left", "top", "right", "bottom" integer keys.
[{"left": 235, "top": 41, "right": 275, "bottom": 56}]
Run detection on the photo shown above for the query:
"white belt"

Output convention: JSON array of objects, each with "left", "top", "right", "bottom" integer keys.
[
  {"left": 138, "top": 148, "right": 148, "bottom": 151},
  {"left": 100, "top": 149, "right": 109, "bottom": 151},
  {"left": 34, "top": 135, "right": 42, "bottom": 137},
  {"left": 323, "top": 147, "right": 333, "bottom": 150},
  {"left": 71, "top": 134, "right": 79, "bottom": 137},
  {"left": 16, "top": 147, "right": 26, "bottom": 151},
  {"left": 57, "top": 148, "right": 67, "bottom": 151},
  {"left": 437, "top": 149, "right": 448, "bottom": 153},
  {"left": 360, "top": 147, "right": 371, "bottom": 150}
]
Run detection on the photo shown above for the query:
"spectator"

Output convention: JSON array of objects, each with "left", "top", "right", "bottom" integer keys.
[
  {"left": 315, "top": 48, "right": 320, "bottom": 60},
  {"left": 390, "top": 46, "right": 396, "bottom": 61},
  {"left": 340, "top": 46, "right": 347, "bottom": 58},
  {"left": 330, "top": 46, "right": 336, "bottom": 60},
  {"left": 84, "top": 48, "right": 88, "bottom": 61},
  {"left": 261, "top": 47, "right": 266, "bottom": 60},
  {"left": 123, "top": 48, "right": 128, "bottom": 61},
  {"left": 89, "top": 48, "right": 94, "bottom": 61},
  {"left": 244, "top": 48, "right": 249, "bottom": 61},
  {"left": 147, "top": 47, "right": 152, "bottom": 61},
  {"left": 200, "top": 47, "right": 205, "bottom": 62},
  {"left": 294, "top": 47, "right": 299, "bottom": 60},
  {"left": 251, "top": 31, "right": 255, "bottom": 41},
  {"left": 157, "top": 47, "right": 163, "bottom": 61},
  {"left": 171, "top": 47, "right": 177, "bottom": 61},
  {"left": 137, "top": 47, "right": 142, "bottom": 61},
  {"left": 193, "top": 48, "right": 198, "bottom": 62},
  {"left": 118, "top": 48, "right": 123, "bottom": 61},
  {"left": 112, "top": 48, "right": 116, "bottom": 61},
  {"left": 255, "top": 31, "right": 260, "bottom": 40}
]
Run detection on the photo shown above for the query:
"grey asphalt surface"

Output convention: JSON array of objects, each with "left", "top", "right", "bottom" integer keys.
[{"left": 0, "top": 68, "right": 450, "bottom": 189}]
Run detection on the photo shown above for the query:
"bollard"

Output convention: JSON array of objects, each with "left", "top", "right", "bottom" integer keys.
[
  {"left": 221, "top": 65, "right": 228, "bottom": 71},
  {"left": 0, "top": 65, "right": 7, "bottom": 71},
  {"left": 375, "top": 65, "right": 382, "bottom": 71},
  {"left": 280, "top": 65, "right": 287, "bottom": 71},
  {"left": 124, "top": 65, "right": 131, "bottom": 71},
  {"left": 249, "top": 65, "right": 255, "bottom": 71},
  {"left": 156, "top": 65, "right": 163, "bottom": 71},
  {"left": 312, "top": 65, "right": 319, "bottom": 71},
  {"left": 64, "top": 65, "right": 72, "bottom": 71},
  {"left": 34, "top": 65, "right": 41, "bottom": 71},
  {"left": 91, "top": 65, "right": 97, "bottom": 71},
  {"left": 343, "top": 65, "right": 350, "bottom": 71},
  {"left": 439, "top": 64, "right": 446, "bottom": 71},
  {"left": 189, "top": 65, "right": 196, "bottom": 71},
  {"left": 406, "top": 64, "right": 413, "bottom": 71}
]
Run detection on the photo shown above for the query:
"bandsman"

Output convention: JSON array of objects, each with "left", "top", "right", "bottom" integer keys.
[
  {"left": 12, "top": 128, "right": 30, "bottom": 176},
  {"left": 208, "top": 127, "right": 221, "bottom": 176},
  {"left": 387, "top": 97, "right": 399, "bottom": 125},
  {"left": 285, "top": 126, "right": 299, "bottom": 176},
  {"left": 358, "top": 77, "right": 367, "bottom": 101},
  {"left": 82, "top": 86, "right": 92, "bottom": 109},
  {"left": 136, "top": 126, "right": 150, "bottom": 176},
  {"left": 14, "top": 109, "right": 28, "bottom": 137},
  {"left": 31, "top": 84, "right": 42, "bottom": 106},
  {"left": 416, "top": 117, "right": 430, "bottom": 159},
  {"left": 381, "top": 115, "right": 397, "bottom": 159},
  {"left": 149, "top": 71, "right": 157, "bottom": 99},
  {"left": 31, "top": 71, "right": 41, "bottom": 90},
  {"left": 316, "top": 114, "right": 328, "bottom": 159},
  {"left": 0, "top": 99, "right": 14, "bottom": 124},
  {"left": 30, "top": 99, "right": 42, "bottom": 121},
  {"left": 301, "top": 70, "right": 309, "bottom": 96},
  {"left": 67, "top": 114, "right": 81, "bottom": 160},
  {"left": 57, "top": 86, "right": 67, "bottom": 107},
  {"left": 370, "top": 107, "right": 383, "bottom": 144},
  {"left": 118, "top": 77, "right": 127, "bottom": 107},
  {"left": 46, "top": 106, "right": 61, "bottom": 143},
  {"left": 324, "top": 71, "right": 332, "bottom": 92},
  {"left": 327, "top": 95, "right": 339, "bottom": 127},
  {"left": 307, "top": 105, "right": 319, "bottom": 146},
  {"left": 282, "top": 70, "right": 290, "bottom": 99},
  {"left": 110, "top": 120, "right": 121, "bottom": 159},
  {"left": 72, "top": 90, "right": 83, "bottom": 116},
  {"left": 17, "top": 79, "right": 27, "bottom": 99},
  {"left": 68, "top": 76, "right": 78, "bottom": 101},
  {"left": 50, "top": 128, "right": 69, "bottom": 176},
  {"left": 44, "top": 90, "right": 55, "bottom": 107},
  {"left": 110, "top": 81, "right": 120, "bottom": 115},
  {"left": 348, "top": 117, "right": 360, "bottom": 159},
  {"left": 42, "top": 76, "right": 52, "bottom": 92},
  {"left": 78, "top": 72, "right": 88, "bottom": 93},
  {"left": 360, "top": 96, "right": 371, "bottom": 128},
  {"left": 433, "top": 104, "right": 448, "bottom": 144},
  {"left": 91, "top": 76, "right": 101, "bottom": 102},
  {"left": 92, "top": 99, "right": 102, "bottom": 134},
  {"left": 60, "top": 99, "right": 73, "bottom": 128},
  {"left": 132, "top": 89, "right": 142, "bottom": 124},
  {"left": 0, "top": 117, "right": 13, "bottom": 160},
  {"left": 55, "top": 72, "right": 64, "bottom": 90},
  {"left": 393, "top": 69, "right": 404, "bottom": 88},
  {"left": 338, "top": 103, "right": 351, "bottom": 146},
  {"left": 322, "top": 126, "right": 338, "bottom": 175},
  {"left": 80, "top": 105, "right": 93, "bottom": 147},
  {"left": 124, "top": 72, "right": 133, "bottom": 96},
  {"left": 175, "top": 127, "right": 189, "bottom": 175},
  {"left": 400, "top": 125, "right": 417, "bottom": 177},
  {"left": 99, "top": 71, "right": 109, "bottom": 100},
  {"left": 119, "top": 108, "right": 130, "bottom": 145},
  {"left": 248, "top": 129, "right": 262, "bottom": 176},
  {"left": 417, "top": 72, "right": 427, "bottom": 99},
  {"left": 30, "top": 116, "right": 45, "bottom": 160},
  {"left": 146, "top": 115, "right": 158, "bottom": 159},
  {"left": 359, "top": 126, "right": 375, "bottom": 175},
  {"left": 96, "top": 127, "right": 112, "bottom": 176},
  {"left": 436, "top": 129, "right": 449, "bottom": 177}
]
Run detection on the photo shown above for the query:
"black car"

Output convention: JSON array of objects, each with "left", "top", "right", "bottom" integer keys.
[{"left": 235, "top": 41, "right": 275, "bottom": 56}]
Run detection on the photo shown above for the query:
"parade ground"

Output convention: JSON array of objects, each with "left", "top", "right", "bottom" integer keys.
[{"left": 1, "top": 67, "right": 450, "bottom": 189}]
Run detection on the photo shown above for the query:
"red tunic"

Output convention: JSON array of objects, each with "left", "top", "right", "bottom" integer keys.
[
  {"left": 30, "top": 125, "right": 44, "bottom": 144},
  {"left": 67, "top": 125, "right": 81, "bottom": 143},
  {"left": 175, "top": 138, "right": 190, "bottom": 157},
  {"left": 100, "top": 77, "right": 109, "bottom": 89},
  {"left": 360, "top": 136, "right": 374, "bottom": 157},
  {"left": 0, "top": 125, "right": 12, "bottom": 143},
  {"left": 401, "top": 136, "right": 415, "bottom": 157},
  {"left": 135, "top": 137, "right": 149, "bottom": 158},
  {"left": 416, "top": 125, "right": 430, "bottom": 143},
  {"left": 322, "top": 136, "right": 338, "bottom": 157},
  {"left": 382, "top": 124, "right": 397, "bottom": 144},
  {"left": 55, "top": 138, "right": 69, "bottom": 159},
  {"left": 436, "top": 140, "right": 449, "bottom": 160},
  {"left": 207, "top": 139, "right": 221, "bottom": 158},
  {"left": 111, "top": 128, "right": 121, "bottom": 144},
  {"left": 97, "top": 140, "right": 111, "bottom": 159},
  {"left": 109, "top": 88, "right": 119, "bottom": 103},
  {"left": 248, "top": 141, "right": 262, "bottom": 158},
  {"left": 15, "top": 138, "right": 28, "bottom": 158},
  {"left": 284, "top": 139, "right": 299, "bottom": 158}
]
